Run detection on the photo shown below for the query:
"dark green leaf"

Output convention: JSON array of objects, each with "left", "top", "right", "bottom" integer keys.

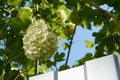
[
  {"left": 59, "top": 65, "right": 70, "bottom": 71},
  {"left": 0, "top": 60, "right": 3, "bottom": 75},
  {"left": 54, "top": 52, "right": 65, "bottom": 62}
]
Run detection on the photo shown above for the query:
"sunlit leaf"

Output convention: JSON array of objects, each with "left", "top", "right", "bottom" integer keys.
[
  {"left": 7, "top": 0, "right": 22, "bottom": 6},
  {"left": 62, "top": 43, "right": 69, "bottom": 50},
  {"left": 38, "top": 64, "right": 48, "bottom": 73},
  {"left": 18, "top": 7, "right": 33, "bottom": 22},
  {"left": 84, "top": 40, "right": 94, "bottom": 48}
]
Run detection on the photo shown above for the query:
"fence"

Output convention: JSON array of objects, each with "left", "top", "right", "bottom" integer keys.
[{"left": 29, "top": 55, "right": 120, "bottom": 80}]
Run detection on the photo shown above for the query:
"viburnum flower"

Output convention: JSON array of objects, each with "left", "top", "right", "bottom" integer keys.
[
  {"left": 57, "top": 9, "right": 67, "bottom": 24},
  {"left": 23, "top": 20, "right": 58, "bottom": 61}
]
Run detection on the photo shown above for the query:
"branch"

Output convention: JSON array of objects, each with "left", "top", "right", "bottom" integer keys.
[
  {"left": 44, "top": 0, "right": 49, "bottom": 5},
  {"left": 87, "top": 0, "right": 120, "bottom": 22},
  {"left": 4, "top": 53, "right": 22, "bottom": 67},
  {"left": 14, "top": 71, "right": 26, "bottom": 80},
  {"left": 35, "top": 60, "right": 39, "bottom": 75},
  {"left": 0, "top": 6, "right": 11, "bottom": 14},
  {"left": 65, "top": 25, "right": 77, "bottom": 69}
]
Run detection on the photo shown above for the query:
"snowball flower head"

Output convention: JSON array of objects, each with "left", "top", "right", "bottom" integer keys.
[{"left": 23, "top": 21, "right": 58, "bottom": 60}]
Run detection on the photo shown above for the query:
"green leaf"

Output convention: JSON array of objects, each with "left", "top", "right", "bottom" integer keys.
[
  {"left": 81, "top": 19, "right": 91, "bottom": 29},
  {"left": 54, "top": 52, "right": 65, "bottom": 62},
  {"left": 69, "top": 10, "right": 82, "bottom": 25},
  {"left": 106, "top": 0, "right": 114, "bottom": 6},
  {"left": 84, "top": 53, "right": 93, "bottom": 60},
  {"left": 72, "top": 53, "right": 93, "bottom": 67},
  {"left": 59, "top": 65, "right": 70, "bottom": 71},
  {"left": 92, "top": 0, "right": 106, "bottom": 6},
  {"left": 38, "top": 64, "right": 48, "bottom": 73},
  {"left": 4, "top": 70, "right": 20, "bottom": 80},
  {"left": 0, "top": 60, "right": 3, "bottom": 75},
  {"left": 93, "top": 16, "right": 103, "bottom": 28},
  {"left": 11, "top": 8, "right": 19, "bottom": 17},
  {"left": 62, "top": 43, "right": 69, "bottom": 50},
  {"left": 7, "top": 0, "right": 22, "bottom": 6},
  {"left": 45, "top": 60, "right": 53, "bottom": 68},
  {"left": 84, "top": 40, "right": 94, "bottom": 48},
  {"left": 65, "top": 0, "right": 80, "bottom": 10},
  {"left": 18, "top": 7, "right": 33, "bottom": 22}
]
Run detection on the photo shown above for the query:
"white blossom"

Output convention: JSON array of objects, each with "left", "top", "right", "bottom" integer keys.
[
  {"left": 23, "top": 21, "right": 58, "bottom": 60},
  {"left": 57, "top": 9, "right": 67, "bottom": 24}
]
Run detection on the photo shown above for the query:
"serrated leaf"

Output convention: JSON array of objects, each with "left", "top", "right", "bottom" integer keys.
[{"left": 84, "top": 40, "right": 94, "bottom": 48}]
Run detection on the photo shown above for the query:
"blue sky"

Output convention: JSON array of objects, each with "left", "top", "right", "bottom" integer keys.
[{"left": 58, "top": 25, "right": 101, "bottom": 67}]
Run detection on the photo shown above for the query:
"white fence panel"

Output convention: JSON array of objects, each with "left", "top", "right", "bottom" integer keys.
[
  {"left": 85, "top": 55, "right": 120, "bottom": 80},
  {"left": 29, "top": 71, "right": 57, "bottom": 80},
  {"left": 58, "top": 65, "right": 85, "bottom": 80},
  {"left": 29, "top": 55, "right": 120, "bottom": 80}
]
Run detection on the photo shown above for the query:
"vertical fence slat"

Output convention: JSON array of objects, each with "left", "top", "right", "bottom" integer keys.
[
  {"left": 85, "top": 55, "right": 119, "bottom": 80},
  {"left": 114, "top": 55, "right": 120, "bottom": 80},
  {"left": 29, "top": 71, "right": 56, "bottom": 80},
  {"left": 58, "top": 65, "right": 85, "bottom": 80}
]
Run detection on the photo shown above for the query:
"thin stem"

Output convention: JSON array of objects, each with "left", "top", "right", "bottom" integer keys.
[
  {"left": 34, "top": 0, "right": 40, "bottom": 75},
  {"left": 65, "top": 25, "right": 77, "bottom": 69},
  {"left": 0, "top": 6, "right": 11, "bottom": 14},
  {"left": 4, "top": 53, "right": 22, "bottom": 67},
  {"left": 87, "top": 0, "right": 120, "bottom": 22},
  {"left": 35, "top": 60, "right": 39, "bottom": 75},
  {"left": 14, "top": 71, "right": 26, "bottom": 80}
]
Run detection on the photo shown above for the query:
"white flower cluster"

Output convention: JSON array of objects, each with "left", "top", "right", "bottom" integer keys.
[
  {"left": 23, "top": 21, "right": 58, "bottom": 61},
  {"left": 57, "top": 9, "right": 67, "bottom": 24}
]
